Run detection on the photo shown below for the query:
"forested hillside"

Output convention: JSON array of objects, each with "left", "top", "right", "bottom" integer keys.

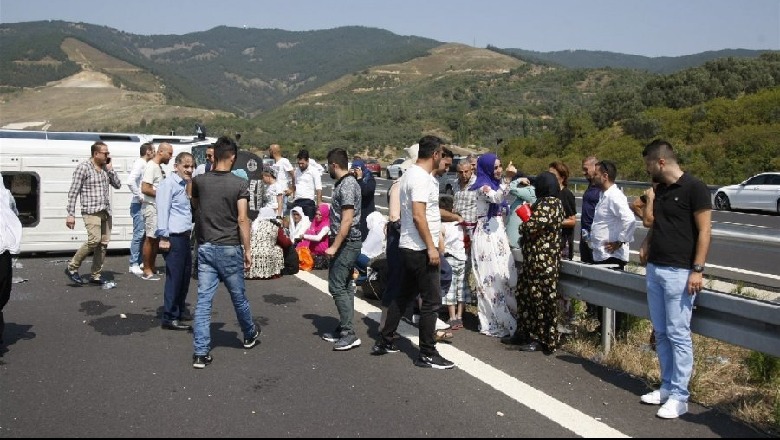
[
  {"left": 2, "top": 21, "right": 778, "bottom": 186},
  {"left": 0, "top": 21, "right": 442, "bottom": 114}
]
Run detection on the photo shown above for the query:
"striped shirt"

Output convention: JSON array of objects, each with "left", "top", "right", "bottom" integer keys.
[{"left": 66, "top": 160, "right": 122, "bottom": 216}]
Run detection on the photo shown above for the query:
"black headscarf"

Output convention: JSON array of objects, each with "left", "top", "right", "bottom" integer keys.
[{"left": 532, "top": 171, "right": 561, "bottom": 209}]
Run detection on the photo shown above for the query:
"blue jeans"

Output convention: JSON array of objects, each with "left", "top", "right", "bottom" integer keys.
[
  {"left": 646, "top": 263, "right": 696, "bottom": 402},
  {"left": 354, "top": 253, "right": 370, "bottom": 286},
  {"left": 193, "top": 243, "right": 257, "bottom": 356},
  {"left": 162, "top": 233, "right": 192, "bottom": 324},
  {"left": 129, "top": 202, "right": 144, "bottom": 266},
  {"left": 328, "top": 240, "right": 361, "bottom": 334}
]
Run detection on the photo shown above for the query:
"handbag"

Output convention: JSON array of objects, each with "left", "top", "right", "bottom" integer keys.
[{"left": 297, "top": 246, "right": 314, "bottom": 271}]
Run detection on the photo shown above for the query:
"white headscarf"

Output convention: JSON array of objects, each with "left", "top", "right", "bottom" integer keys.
[
  {"left": 361, "top": 211, "right": 387, "bottom": 259},
  {"left": 259, "top": 207, "right": 276, "bottom": 220},
  {"left": 252, "top": 207, "right": 277, "bottom": 231},
  {"left": 288, "top": 206, "right": 311, "bottom": 241}
]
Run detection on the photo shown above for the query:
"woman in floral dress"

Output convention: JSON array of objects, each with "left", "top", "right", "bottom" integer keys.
[
  {"left": 515, "top": 171, "right": 565, "bottom": 353},
  {"left": 245, "top": 207, "right": 284, "bottom": 279},
  {"left": 470, "top": 153, "right": 519, "bottom": 338}
]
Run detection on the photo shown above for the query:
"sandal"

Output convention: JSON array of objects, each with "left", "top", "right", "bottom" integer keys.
[
  {"left": 448, "top": 318, "right": 463, "bottom": 330},
  {"left": 435, "top": 329, "right": 454, "bottom": 343}
]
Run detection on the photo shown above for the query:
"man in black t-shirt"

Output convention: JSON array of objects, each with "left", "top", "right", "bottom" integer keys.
[
  {"left": 638, "top": 140, "right": 711, "bottom": 419},
  {"left": 190, "top": 136, "right": 260, "bottom": 369}
]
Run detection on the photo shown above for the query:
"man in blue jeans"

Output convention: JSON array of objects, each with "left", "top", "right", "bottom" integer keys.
[
  {"left": 639, "top": 139, "right": 711, "bottom": 419},
  {"left": 190, "top": 136, "right": 260, "bottom": 369},
  {"left": 320, "top": 148, "right": 363, "bottom": 351},
  {"left": 127, "top": 142, "right": 154, "bottom": 275},
  {"left": 156, "top": 152, "right": 195, "bottom": 332}
]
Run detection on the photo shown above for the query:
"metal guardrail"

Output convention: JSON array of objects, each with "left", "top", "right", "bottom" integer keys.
[
  {"left": 551, "top": 259, "right": 780, "bottom": 356},
  {"left": 568, "top": 177, "right": 721, "bottom": 194}
]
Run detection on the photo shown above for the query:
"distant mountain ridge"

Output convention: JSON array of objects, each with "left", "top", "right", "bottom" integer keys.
[
  {"left": 1, "top": 21, "right": 775, "bottom": 117},
  {"left": 492, "top": 47, "right": 775, "bottom": 73}
]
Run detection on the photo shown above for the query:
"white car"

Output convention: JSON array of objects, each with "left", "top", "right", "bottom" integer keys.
[
  {"left": 385, "top": 158, "right": 406, "bottom": 179},
  {"left": 714, "top": 172, "right": 780, "bottom": 213}
]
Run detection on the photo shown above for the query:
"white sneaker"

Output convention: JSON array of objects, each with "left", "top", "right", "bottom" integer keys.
[
  {"left": 656, "top": 398, "right": 688, "bottom": 419},
  {"left": 128, "top": 265, "right": 143, "bottom": 276},
  {"left": 640, "top": 389, "right": 670, "bottom": 405},
  {"left": 435, "top": 318, "right": 451, "bottom": 331},
  {"left": 411, "top": 314, "right": 420, "bottom": 325}
]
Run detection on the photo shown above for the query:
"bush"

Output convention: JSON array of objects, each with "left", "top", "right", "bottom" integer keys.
[{"left": 745, "top": 352, "right": 780, "bottom": 385}]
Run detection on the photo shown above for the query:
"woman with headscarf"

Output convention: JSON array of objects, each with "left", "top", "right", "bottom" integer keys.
[
  {"left": 514, "top": 171, "right": 565, "bottom": 354},
  {"left": 288, "top": 206, "right": 311, "bottom": 243},
  {"left": 469, "top": 153, "right": 519, "bottom": 338},
  {"left": 245, "top": 207, "right": 285, "bottom": 279},
  {"left": 350, "top": 159, "right": 376, "bottom": 241},
  {"left": 297, "top": 203, "right": 331, "bottom": 269}
]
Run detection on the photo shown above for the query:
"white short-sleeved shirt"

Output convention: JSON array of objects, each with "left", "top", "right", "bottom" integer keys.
[
  {"left": 142, "top": 161, "right": 164, "bottom": 206},
  {"left": 273, "top": 158, "right": 294, "bottom": 191},
  {"left": 442, "top": 221, "right": 466, "bottom": 261},
  {"left": 399, "top": 164, "right": 440, "bottom": 251},
  {"left": 264, "top": 182, "right": 282, "bottom": 211}
]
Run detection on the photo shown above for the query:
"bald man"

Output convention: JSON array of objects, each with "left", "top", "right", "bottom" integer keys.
[
  {"left": 268, "top": 144, "right": 295, "bottom": 214},
  {"left": 140, "top": 142, "right": 173, "bottom": 280}
]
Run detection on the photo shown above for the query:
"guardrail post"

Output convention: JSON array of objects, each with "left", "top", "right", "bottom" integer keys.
[{"left": 601, "top": 307, "right": 614, "bottom": 354}]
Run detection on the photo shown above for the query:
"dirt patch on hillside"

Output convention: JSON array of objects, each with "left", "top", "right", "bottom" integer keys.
[{"left": 52, "top": 70, "right": 115, "bottom": 88}]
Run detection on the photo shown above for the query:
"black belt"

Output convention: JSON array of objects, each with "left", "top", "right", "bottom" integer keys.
[{"left": 170, "top": 231, "right": 192, "bottom": 237}]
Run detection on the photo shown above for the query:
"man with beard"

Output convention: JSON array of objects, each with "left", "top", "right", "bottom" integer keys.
[
  {"left": 372, "top": 135, "right": 454, "bottom": 369},
  {"left": 319, "top": 148, "right": 363, "bottom": 351},
  {"left": 638, "top": 139, "right": 711, "bottom": 419}
]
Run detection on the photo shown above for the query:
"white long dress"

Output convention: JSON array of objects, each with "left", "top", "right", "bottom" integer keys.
[{"left": 471, "top": 186, "right": 519, "bottom": 337}]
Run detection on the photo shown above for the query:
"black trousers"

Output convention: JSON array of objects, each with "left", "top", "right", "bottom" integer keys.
[
  {"left": 1, "top": 251, "right": 12, "bottom": 342},
  {"left": 589, "top": 257, "right": 627, "bottom": 333},
  {"left": 381, "top": 248, "right": 441, "bottom": 356}
]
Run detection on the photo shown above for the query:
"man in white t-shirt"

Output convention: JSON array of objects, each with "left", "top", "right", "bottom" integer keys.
[
  {"left": 140, "top": 142, "right": 173, "bottom": 280},
  {"left": 373, "top": 135, "right": 454, "bottom": 370},
  {"left": 292, "top": 149, "right": 322, "bottom": 221},
  {"left": 127, "top": 142, "right": 154, "bottom": 275},
  {"left": 268, "top": 144, "right": 295, "bottom": 214}
]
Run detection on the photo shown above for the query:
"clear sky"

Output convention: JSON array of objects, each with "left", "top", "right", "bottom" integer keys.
[{"left": 1, "top": 0, "right": 778, "bottom": 57}]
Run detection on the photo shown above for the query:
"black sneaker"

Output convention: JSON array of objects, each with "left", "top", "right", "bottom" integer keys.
[
  {"left": 371, "top": 340, "right": 400, "bottom": 355},
  {"left": 88, "top": 277, "right": 105, "bottom": 285},
  {"left": 321, "top": 327, "right": 343, "bottom": 343},
  {"left": 243, "top": 329, "right": 260, "bottom": 349},
  {"left": 192, "top": 353, "right": 213, "bottom": 369},
  {"left": 414, "top": 353, "right": 455, "bottom": 370},
  {"left": 333, "top": 333, "right": 361, "bottom": 351},
  {"left": 64, "top": 267, "right": 83, "bottom": 285}
]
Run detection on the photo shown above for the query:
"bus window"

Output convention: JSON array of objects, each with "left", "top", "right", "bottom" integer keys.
[{"left": 2, "top": 172, "right": 40, "bottom": 227}]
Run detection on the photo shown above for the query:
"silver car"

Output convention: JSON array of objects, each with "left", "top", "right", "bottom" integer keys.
[
  {"left": 385, "top": 158, "right": 405, "bottom": 179},
  {"left": 714, "top": 172, "right": 780, "bottom": 213}
]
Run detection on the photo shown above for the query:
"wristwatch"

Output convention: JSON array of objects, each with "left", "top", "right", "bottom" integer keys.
[{"left": 692, "top": 263, "right": 705, "bottom": 273}]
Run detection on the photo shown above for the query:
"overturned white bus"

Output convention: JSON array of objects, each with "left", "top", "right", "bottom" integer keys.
[{"left": 0, "top": 129, "right": 215, "bottom": 253}]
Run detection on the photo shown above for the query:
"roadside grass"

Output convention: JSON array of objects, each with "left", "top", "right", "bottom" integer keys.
[{"left": 560, "top": 312, "right": 779, "bottom": 435}]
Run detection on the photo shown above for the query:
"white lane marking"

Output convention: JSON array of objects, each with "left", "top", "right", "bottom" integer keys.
[{"left": 294, "top": 270, "right": 629, "bottom": 438}]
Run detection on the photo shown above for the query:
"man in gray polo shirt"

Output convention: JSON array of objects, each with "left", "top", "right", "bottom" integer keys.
[{"left": 319, "top": 148, "right": 363, "bottom": 351}]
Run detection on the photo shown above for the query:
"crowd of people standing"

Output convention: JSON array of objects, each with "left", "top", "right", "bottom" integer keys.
[{"left": 0, "top": 133, "right": 710, "bottom": 419}]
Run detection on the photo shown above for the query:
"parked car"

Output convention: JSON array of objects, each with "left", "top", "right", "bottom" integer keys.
[
  {"left": 438, "top": 155, "right": 467, "bottom": 195},
  {"left": 714, "top": 172, "right": 780, "bottom": 213},
  {"left": 365, "top": 159, "right": 381, "bottom": 175},
  {"left": 386, "top": 158, "right": 406, "bottom": 179}
]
